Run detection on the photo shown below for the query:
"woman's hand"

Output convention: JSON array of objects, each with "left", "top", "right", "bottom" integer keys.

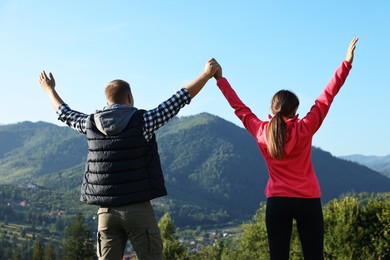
[{"left": 346, "top": 37, "right": 359, "bottom": 64}]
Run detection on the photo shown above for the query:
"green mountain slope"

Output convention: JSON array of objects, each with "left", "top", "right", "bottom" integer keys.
[
  {"left": 156, "top": 113, "right": 267, "bottom": 222},
  {"left": 0, "top": 121, "right": 87, "bottom": 183},
  {"left": 1, "top": 114, "right": 389, "bottom": 226}
]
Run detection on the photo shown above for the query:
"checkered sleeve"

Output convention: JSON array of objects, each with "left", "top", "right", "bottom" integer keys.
[
  {"left": 56, "top": 104, "right": 89, "bottom": 134},
  {"left": 143, "top": 88, "right": 191, "bottom": 141}
]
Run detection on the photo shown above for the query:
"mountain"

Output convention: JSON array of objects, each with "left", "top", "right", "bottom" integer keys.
[
  {"left": 1, "top": 114, "right": 389, "bottom": 227},
  {"left": 0, "top": 121, "right": 87, "bottom": 183},
  {"left": 340, "top": 154, "right": 390, "bottom": 178}
]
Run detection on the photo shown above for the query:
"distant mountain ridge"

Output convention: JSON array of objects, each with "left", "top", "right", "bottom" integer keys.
[
  {"left": 1, "top": 114, "right": 389, "bottom": 226},
  {"left": 340, "top": 154, "right": 390, "bottom": 178}
]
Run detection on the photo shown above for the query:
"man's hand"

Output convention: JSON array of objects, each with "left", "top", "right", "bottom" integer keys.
[
  {"left": 346, "top": 37, "right": 358, "bottom": 64},
  {"left": 38, "top": 70, "right": 64, "bottom": 110},
  {"left": 39, "top": 71, "right": 56, "bottom": 92},
  {"left": 185, "top": 58, "right": 220, "bottom": 98},
  {"left": 203, "top": 58, "right": 221, "bottom": 79}
]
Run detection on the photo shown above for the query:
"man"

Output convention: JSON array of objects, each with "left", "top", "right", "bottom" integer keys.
[{"left": 39, "top": 58, "right": 220, "bottom": 260}]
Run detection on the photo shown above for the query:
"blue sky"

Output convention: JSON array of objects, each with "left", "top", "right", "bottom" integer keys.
[{"left": 0, "top": 1, "right": 389, "bottom": 157}]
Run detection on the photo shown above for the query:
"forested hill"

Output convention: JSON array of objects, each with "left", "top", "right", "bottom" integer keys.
[{"left": 0, "top": 114, "right": 389, "bottom": 226}]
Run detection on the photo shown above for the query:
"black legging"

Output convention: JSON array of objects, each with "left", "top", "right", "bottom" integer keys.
[{"left": 266, "top": 197, "right": 324, "bottom": 260}]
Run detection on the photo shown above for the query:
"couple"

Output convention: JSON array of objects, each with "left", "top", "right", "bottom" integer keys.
[{"left": 39, "top": 37, "right": 358, "bottom": 260}]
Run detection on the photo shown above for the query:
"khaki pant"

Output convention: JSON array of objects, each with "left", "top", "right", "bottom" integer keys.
[{"left": 97, "top": 201, "right": 163, "bottom": 260}]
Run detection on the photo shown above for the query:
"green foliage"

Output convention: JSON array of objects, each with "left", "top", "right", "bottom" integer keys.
[
  {"left": 232, "top": 193, "right": 390, "bottom": 260},
  {"left": 62, "top": 213, "right": 95, "bottom": 260},
  {"left": 192, "top": 240, "right": 234, "bottom": 260},
  {"left": 323, "top": 195, "right": 360, "bottom": 257},
  {"left": 157, "top": 212, "right": 238, "bottom": 260},
  {"left": 159, "top": 212, "right": 176, "bottom": 240},
  {"left": 0, "top": 183, "right": 97, "bottom": 259},
  {"left": 159, "top": 212, "right": 187, "bottom": 260},
  {"left": 32, "top": 239, "right": 43, "bottom": 260},
  {"left": 0, "top": 122, "right": 86, "bottom": 184},
  {"left": 323, "top": 193, "right": 390, "bottom": 259},
  {"left": 43, "top": 241, "right": 56, "bottom": 260},
  {"left": 236, "top": 203, "right": 269, "bottom": 259}
]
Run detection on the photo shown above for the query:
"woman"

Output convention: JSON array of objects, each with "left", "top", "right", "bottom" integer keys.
[{"left": 214, "top": 38, "right": 358, "bottom": 259}]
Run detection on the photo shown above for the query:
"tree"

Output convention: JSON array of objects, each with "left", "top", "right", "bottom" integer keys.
[
  {"left": 44, "top": 241, "right": 56, "bottom": 260},
  {"left": 193, "top": 240, "right": 234, "bottom": 260},
  {"left": 236, "top": 203, "right": 309, "bottom": 259},
  {"left": 158, "top": 212, "right": 187, "bottom": 259},
  {"left": 62, "top": 213, "right": 95, "bottom": 260},
  {"left": 11, "top": 246, "right": 22, "bottom": 260},
  {"left": 236, "top": 203, "right": 269, "bottom": 259},
  {"left": 32, "top": 239, "right": 44, "bottom": 260},
  {"left": 360, "top": 193, "right": 390, "bottom": 258},
  {"left": 323, "top": 193, "right": 390, "bottom": 259}
]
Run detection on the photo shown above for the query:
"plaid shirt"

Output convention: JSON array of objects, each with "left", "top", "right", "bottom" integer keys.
[{"left": 57, "top": 88, "right": 191, "bottom": 141}]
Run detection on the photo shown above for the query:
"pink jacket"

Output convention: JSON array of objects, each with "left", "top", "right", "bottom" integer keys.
[{"left": 217, "top": 61, "right": 352, "bottom": 198}]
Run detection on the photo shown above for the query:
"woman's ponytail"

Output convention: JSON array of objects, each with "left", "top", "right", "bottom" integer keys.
[
  {"left": 267, "top": 90, "right": 299, "bottom": 160},
  {"left": 267, "top": 112, "right": 286, "bottom": 160}
]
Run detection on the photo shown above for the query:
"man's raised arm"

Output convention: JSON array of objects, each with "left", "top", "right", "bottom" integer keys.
[{"left": 39, "top": 71, "right": 64, "bottom": 110}]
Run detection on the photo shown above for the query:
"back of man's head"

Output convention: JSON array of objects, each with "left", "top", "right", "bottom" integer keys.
[{"left": 105, "top": 79, "right": 133, "bottom": 106}]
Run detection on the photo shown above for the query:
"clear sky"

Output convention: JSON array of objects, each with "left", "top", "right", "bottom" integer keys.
[{"left": 0, "top": 1, "right": 389, "bottom": 157}]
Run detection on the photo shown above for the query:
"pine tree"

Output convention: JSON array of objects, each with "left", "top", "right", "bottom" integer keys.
[
  {"left": 44, "top": 241, "right": 56, "bottom": 260},
  {"left": 159, "top": 212, "right": 176, "bottom": 241},
  {"left": 11, "top": 246, "right": 22, "bottom": 260},
  {"left": 158, "top": 212, "right": 187, "bottom": 260},
  {"left": 62, "top": 213, "right": 95, "bottom": 260},
  {"left": 32, "top": 239, "right": 44, "bottom": 260}
]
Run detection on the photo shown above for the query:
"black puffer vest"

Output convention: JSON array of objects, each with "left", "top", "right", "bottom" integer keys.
[{"left": 81, "top": 109, "right": 167, "bottom": 206}]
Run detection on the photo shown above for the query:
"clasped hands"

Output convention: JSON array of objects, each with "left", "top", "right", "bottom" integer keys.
[{"left": 203, "top": 58, "right": 223, "bottom": 81}]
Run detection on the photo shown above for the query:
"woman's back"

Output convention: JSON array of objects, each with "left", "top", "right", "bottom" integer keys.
[{"left": 216, "top": 60, "right": 352, "bottom": 198}]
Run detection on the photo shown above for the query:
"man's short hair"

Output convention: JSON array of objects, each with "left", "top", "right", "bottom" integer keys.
[{"left": 105, "top": 79, "right": 132, "bottom": 104}]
